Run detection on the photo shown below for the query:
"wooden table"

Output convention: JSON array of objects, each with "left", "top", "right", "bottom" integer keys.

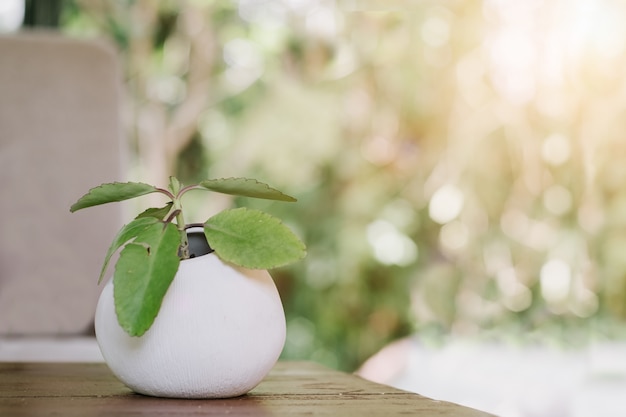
[{"left": 0, "top": 361, "right": 495, "bottom": 416}]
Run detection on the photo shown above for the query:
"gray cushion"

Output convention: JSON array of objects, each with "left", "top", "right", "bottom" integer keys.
[{"left": 0, "top": 31, "right": 125, "bottom": 335}]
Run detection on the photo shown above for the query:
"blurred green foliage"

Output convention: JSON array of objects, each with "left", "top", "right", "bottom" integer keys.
[{"left": 59, "top": 0, "right": 626, "bottom": 370}]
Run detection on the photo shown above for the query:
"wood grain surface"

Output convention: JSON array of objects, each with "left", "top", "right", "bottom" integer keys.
[{"left": 0, "top": 361, "right": 495, "bottom": 416}]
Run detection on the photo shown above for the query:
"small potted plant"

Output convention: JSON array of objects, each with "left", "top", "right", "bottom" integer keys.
[{"left": 70, "top": 176, "right": 306, "bottom": 398}]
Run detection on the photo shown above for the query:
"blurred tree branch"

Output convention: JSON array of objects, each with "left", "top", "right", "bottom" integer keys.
[{"left": 75, "top": 0, "right": 216, "bottom": 187}]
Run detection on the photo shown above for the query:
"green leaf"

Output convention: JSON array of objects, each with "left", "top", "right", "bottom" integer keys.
[
  {"left": 70, "top": 182, "right": 160, "bottom": 212},
  {"left": 113, "top": 222, "right": 181, "bottom": 336},
  {"left": 135, "top": 202, "right": 173, "bottom": 220},
  {"left": 98, "top": 217, "right": 160, "bottom": 284},
  {"left": 168, "top": 176, "right": 182, "bottom": 195},
  {"left": 198, "top": 178, "right": 297, "bottom": 202},
  {"left": 204, "top": 207, "right": 306, "bottom": 269}
]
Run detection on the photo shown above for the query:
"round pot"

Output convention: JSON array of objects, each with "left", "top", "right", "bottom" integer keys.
[{"left": 94, "top": 234, "right": 286, "bottom": 398}]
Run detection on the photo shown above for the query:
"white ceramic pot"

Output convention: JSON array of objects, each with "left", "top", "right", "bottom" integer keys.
[{"left": 94, "top": 250, "right": 286, "bottom": 398}]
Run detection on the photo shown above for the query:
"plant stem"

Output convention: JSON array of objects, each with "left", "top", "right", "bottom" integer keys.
[
  {"left": 178, "top": 184, "right": 198, "bottom": 197},
  {"left": 172, "top": 197, "right": 190, "bottom": 260},
  {"left": 155, "top": 187, "right": 175, "bottom": 200},
  {"left": 178, "top": 219, "right": 190, "bottom": 259}
]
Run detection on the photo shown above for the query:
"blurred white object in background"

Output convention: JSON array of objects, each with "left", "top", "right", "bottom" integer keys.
[
  {"left": 0, "top": 31, "right": 125, "bottom": 361},
  {"left": 0, "top": 0, "right": 24, "bottom": 33},
  {"left": 0, "top": 337, "right": 103, "bottom": 362},
  {"left": 358, "top": 337, "right": 626, "bottom": 417}
]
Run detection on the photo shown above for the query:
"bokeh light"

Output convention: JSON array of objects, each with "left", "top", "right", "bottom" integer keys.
[{"left": 55, "top": 0, "right": 626, "bottom": 372}]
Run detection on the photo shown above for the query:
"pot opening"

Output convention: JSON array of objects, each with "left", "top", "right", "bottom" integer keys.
[{"left": 185, "top": 227, "right": 214, "bottom": 258}]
